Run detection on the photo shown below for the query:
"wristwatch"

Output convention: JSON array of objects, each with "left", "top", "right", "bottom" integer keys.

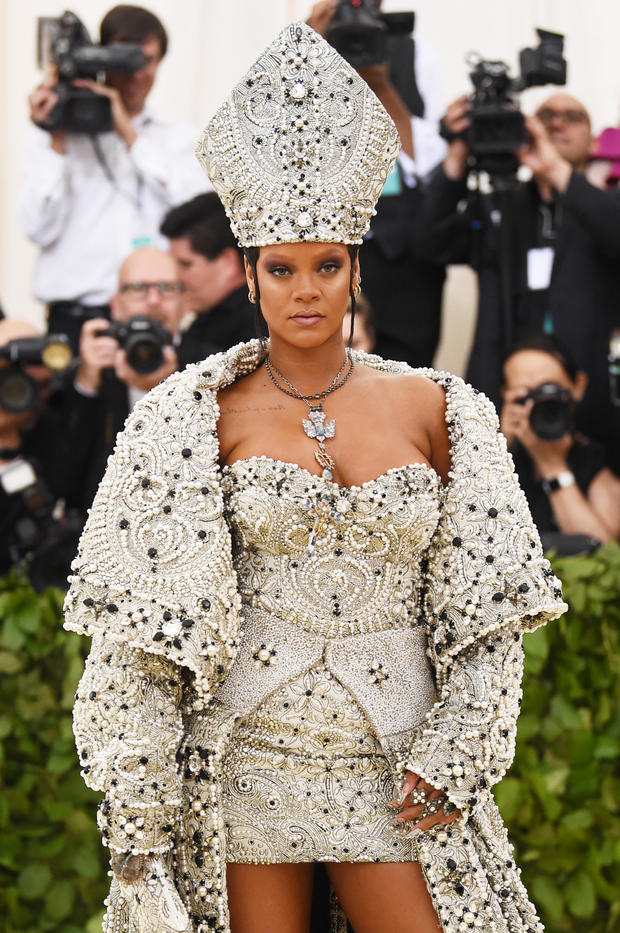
[{"left": 542, "top": 470, "right": 575, "bottom": 495}]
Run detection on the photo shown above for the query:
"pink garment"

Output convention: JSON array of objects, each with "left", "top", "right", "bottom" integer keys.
[{"left": 591, "top": 127, "right": 620, "bottom": 186}]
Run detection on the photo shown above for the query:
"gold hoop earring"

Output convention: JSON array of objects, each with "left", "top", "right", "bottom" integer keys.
[
  {"left": 353, "top": 283, "right": 361, "bottom": 298},
  {"left": 248, "top": 291, "right": 256, "bottom": 304}
]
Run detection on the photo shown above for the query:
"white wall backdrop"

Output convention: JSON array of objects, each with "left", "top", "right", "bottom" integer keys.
[{"left": 1, "top": 0, "right": 619, "bottom": 371}]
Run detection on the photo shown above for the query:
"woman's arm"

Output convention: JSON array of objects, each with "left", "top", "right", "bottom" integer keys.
[
  {"left": 403, "top": 628, "right": 525, "bottom": 816},
  {"left": 407, "top": 376, "right": 567, "bottom": 817},
  {"left": 73, "top": 636, "right": 185, "bottom": 855},
  {"left": 74, "top": 636, "right": 192, "bottom": 932}
]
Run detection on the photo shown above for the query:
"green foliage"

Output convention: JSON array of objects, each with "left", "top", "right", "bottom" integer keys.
[
  {"left": 494, "top": 542, "right": 620, "bottom": 933},
  {"left": 1, "top": 541, "right": 619, "bottom": 932},
  {"left": 0, "top": 570, "right": 107, "bottom": 932}
]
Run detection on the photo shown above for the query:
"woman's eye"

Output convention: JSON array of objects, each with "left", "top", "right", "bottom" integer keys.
[
  {"left": 321, "top": 261, "right": 342, "bottom": 272},
  {"left": 268, "top": 266, "right": 290, "bottom": 276}
]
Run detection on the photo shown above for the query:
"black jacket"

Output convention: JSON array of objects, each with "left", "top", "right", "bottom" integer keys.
[
  {"left": 419, "top": 166, "right": 620, "bottom": 470},
  {"left": 59, "top": 288, "right": 256, "bottom": 516},
  {"left": 177, "top": 286, "right": 255, "bottom": 369}
]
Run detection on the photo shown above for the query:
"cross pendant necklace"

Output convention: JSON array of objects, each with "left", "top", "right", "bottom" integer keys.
[{"left": 264, "top": 352, "right": 355, "bottom": 554}]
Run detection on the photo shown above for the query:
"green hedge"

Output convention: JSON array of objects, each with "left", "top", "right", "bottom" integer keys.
[
  {"left": 495, "top": 542, "right": 620, "bottom": 932},
  {"left": 1, "top": 546, "right": 619, "bottom": 932},
  {"left": 0, "top": 571, "right": 107, "bottom": 933}
]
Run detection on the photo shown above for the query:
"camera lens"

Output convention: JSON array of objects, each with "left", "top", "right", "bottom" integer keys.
[
  {"left": 0, "top": 369, "right": 39, "bottom": 414},
  {"left": 528, "top": 385, "right": 574, "bottom": 440},
  {"left": 124, "top": 334, "right": 164, "bottom": 374}
]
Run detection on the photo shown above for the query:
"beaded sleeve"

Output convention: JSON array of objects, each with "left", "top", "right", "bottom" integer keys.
[
  {"left": 422, "top": 377, "right": 566, "bottom": 676},
  {"left": 73, "top": 637, "right": 184, "bottom": 854},
  {"left": 63, "top": 365, "right": 241, "bottom": 706},
  {"left": 404, "top": 377, "right": 567, "bottom": 812}
]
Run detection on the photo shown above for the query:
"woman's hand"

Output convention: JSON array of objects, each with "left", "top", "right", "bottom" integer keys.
[
  {"left": 392, "top": 770, "right": 461, "bottom": 832},
  {"left": 110, "top": 853, "right": 192, "bottom": 932}
]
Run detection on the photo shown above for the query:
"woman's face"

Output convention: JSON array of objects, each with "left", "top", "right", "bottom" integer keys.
[
  {"left": 502, "top": 349, "right": 584, "bottom": 400},
  {"left": 245, "top": 242, "right": 359, "bottom": 349}
]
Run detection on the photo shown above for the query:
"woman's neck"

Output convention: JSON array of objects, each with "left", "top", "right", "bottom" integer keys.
[{"left": 265, "top": 336, "right": 350, "bottom": 396}]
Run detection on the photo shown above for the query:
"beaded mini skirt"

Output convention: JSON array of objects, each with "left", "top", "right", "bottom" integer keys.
[{"left": 221, "top": 662, "right": 413, "bottom": 863}]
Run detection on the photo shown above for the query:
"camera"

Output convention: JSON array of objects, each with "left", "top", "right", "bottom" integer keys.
[
  {"left": 325, "top": 1, "right": 414, "bottom": 69},
  {"left": 445, "top": 28, "right": 567, "bottom": 176},
  {"left": 0, "top": 335, "right": 72, "bottom": 414},
  {"left": 96, "top": 316, "right": 172, "bottom": 374},
  {"left": 36, "top": 10, "right": 146, "bottom": 134},
  {"left": 515, "top": 381, "right": 575, "bottom": 441},
  {"left": 609, "top": 332, "right": 620, "bottom": 408},
  {"left": 0, "top": 457, "right": 83, "bottom": 591}
]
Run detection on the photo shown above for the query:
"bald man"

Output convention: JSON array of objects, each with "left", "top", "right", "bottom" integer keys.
[
  {"left": 66, "top": 246, "right": 185, "bottom": 514},
  {"left": 419, "top": 90, "right": 620, "bottom": 473},
  {"left": 76, "top": 245, "right": 184, "bottom": 397}
]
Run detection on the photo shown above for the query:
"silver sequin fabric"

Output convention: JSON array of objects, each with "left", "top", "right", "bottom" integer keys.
[
  {"left": 218, "top": 457, "right": 441, "bottom": 863},
  {"left": 221, "top": 663, "right": 413, "bottom": 863}
]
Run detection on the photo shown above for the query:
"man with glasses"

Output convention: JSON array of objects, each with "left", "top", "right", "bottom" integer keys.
[
  {"left": 418, "top": 91, "right": 620, "bottom": 472},
  {"left": 66, "top": 246, "right": 185, "bottom": 514}
]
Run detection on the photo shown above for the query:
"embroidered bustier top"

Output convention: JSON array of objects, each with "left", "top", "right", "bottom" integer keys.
[
  {"left": 214, "top": 457, "right": 442, "bottom": 748},
  {"left": 222, "top": 456, "right": 442, "bottom": 637}
]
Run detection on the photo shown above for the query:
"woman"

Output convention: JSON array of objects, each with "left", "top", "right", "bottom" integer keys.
[
  {"left": 64, "top": 23, "right": 566, "bottom": 933},
  {"left": 501, "top": 334, "right": 620, "bottom": 546}
]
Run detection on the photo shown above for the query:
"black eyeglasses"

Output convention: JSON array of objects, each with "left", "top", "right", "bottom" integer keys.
[
  {"left": 537, "top": 108, "right": 589, "bottom": 125},
  {"left": 120, "top": 281, "right": 184, "bottom": 299}
]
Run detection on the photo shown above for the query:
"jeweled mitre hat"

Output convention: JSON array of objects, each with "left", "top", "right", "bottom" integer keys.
[{"left": 195, "top": 22, "right": 400, "bottom": 247}]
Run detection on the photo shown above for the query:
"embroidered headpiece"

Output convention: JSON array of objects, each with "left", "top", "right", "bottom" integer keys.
[{"left": 195, "top": 22, "right": 400, "bottom": 247}]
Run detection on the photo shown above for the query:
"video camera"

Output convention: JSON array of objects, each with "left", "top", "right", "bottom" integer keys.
[
  {"left": 0, "top": 335, "right": 72, "bottom": 414},
  {"left": 325, "top": 0, "right": 414, "bottom": 69},
  {"left": 444, "top": 28, "right": 567, "bottom": 177},
  {"left": 515, "top": 382, "right": 575, "bottom": 441},
  {"left": 96, "top": 316, "right": 172, "bottom": 374},
  {"left": 36, "top": 10, "right": 146, "bottom": 134}
]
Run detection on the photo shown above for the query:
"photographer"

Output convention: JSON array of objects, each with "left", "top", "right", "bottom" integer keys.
[
  {"left": 160, "top": 193, "right": 255, "bottom": 367},
  {"left": 501, "top": 335, "right": 620, "bottom": 546},
  {"left": 66, "top": 245, "right": 184, "bottom": 514},
  {"left": 419, "top": 90, "right": 620, "bottom": 471},
  {"left": 18, "top": 4, "right": 207, "bottom": 352},
  {"left": 308, "top": 0, "right": 447, "bottom": 367},
  {"left": 0, "top": 319, "right": 82, "bottom": 589}
]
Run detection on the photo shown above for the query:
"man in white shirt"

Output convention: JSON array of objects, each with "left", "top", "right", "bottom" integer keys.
[{"left": 18, "top": 5, "right": 207, "bottom": 351}]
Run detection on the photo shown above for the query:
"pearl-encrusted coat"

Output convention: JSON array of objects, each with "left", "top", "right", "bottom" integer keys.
[{"left": 64, "top": 341, "right": 567, "bottom": 933}]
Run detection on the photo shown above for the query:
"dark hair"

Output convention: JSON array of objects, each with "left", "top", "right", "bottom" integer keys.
[
  {"left": 100, "top": 5, "right": 168, "bottom": 58},
  {"left": 160, "top": 193, "right": 242, "bottom": 264},
  {"left": 243, "top": 244, "right": 360, "bottom": 346},
  {"left": 503, "top": 333, "right": 579, "bottom": 383}
]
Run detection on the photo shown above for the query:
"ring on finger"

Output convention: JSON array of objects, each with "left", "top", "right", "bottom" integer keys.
[
  {"left": 410, "top": 786, "right": 428, "bottom": 806},
  {"left": 442, "top": 799, "right": 457, "bottom": 816},
  {"left": 420, "top": 794, "right": 445, "bottom": 818}
]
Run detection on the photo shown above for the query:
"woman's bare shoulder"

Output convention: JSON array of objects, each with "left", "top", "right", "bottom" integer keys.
[
  {"left": 367, "top": 368, "right": 448, "bottom": 418},
  {"left": 363, "top": 367, "right": 452, "bottom": 481}
]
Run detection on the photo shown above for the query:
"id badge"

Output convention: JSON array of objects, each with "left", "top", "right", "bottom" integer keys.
[{"left": 527, "top": 247, "right": 554, "bottom": 290}]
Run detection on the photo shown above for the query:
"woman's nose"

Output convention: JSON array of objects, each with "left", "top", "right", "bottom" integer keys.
[{"left": 293, "top": 273, "right": 320, "bottom": 300}]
